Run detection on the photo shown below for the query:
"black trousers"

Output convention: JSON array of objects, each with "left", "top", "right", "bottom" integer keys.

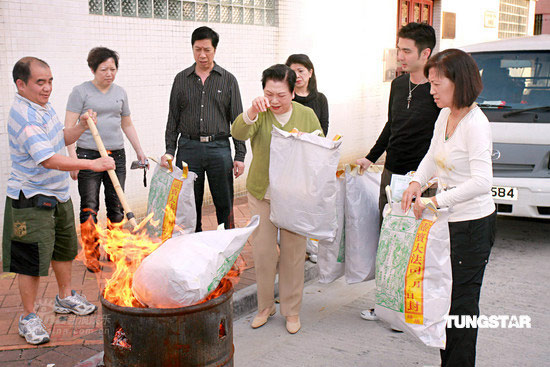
[
  {"left": 441, "top": 211, "right": 497, "bottom": 367},
  {"left": 175, "top": 137, "right": 234, "bottom": 232},
  {"left": 76, "top": 147, "right": 126, "bottom": 224}
]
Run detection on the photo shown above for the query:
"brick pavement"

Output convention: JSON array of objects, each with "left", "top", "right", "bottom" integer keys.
[{"left": 0, "top": 196, "right": 255, "bottom": 366}]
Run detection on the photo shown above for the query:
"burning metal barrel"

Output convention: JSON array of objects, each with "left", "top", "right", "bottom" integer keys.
[{"left": 101, "top": 285, "right": 234, "bottom": 367}]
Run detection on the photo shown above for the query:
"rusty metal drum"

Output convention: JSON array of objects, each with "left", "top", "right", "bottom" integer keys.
[{"left": 101, "top": 286, "right": 234, "bottom": 367}]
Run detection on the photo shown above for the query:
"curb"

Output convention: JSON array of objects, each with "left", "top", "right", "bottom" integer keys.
[{"left": 232, "top": 261, "right": 319, "bottom": 320}]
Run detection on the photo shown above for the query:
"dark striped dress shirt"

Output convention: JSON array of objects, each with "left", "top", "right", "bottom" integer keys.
[{"left": 165, "top": 62, "right": 246, "bottom": 161}]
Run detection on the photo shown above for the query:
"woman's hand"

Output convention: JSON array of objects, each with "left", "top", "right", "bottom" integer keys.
[
  {"left": 412, "top": 196, "right": 439, "bottom": 220},
  {"left": 247, "top": 96, "right": 271, "bottom": 120},
  {"left": 136, "top": 151, "right": 148, "bottom": 168},
  {"left": 412, "top": 196, "right": 426, "bottom": 219},
  {"left": 401, "top": 181, "right": 422, "bottom": 213},
  {"left": 70, "top": 170, "right": 79, "bottom": 181}
]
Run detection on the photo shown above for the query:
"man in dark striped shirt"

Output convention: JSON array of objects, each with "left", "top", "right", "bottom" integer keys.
[{"left": 161, "top": 26, "right": 246, "bottom": 232}]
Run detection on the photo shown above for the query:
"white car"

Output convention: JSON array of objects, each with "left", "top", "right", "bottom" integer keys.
[{"left": 461, "top": 35, "right": 550, "bottom": 219}]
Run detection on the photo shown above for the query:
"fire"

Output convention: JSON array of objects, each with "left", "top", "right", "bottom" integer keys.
[
  {"left": 79, "top": 209, "right": 247, "bottom": 308},
  {"left": 98, "top": 215, "right": 161, "bottom": 307},
  {"left": 79, "top": 216, "right": 102, "bottom": 273}
]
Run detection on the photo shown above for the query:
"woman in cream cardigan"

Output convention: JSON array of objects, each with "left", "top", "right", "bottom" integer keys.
[
  {"left": 232, "top": 64, "right": 322, "bottom": 334},
  {"left": 401, "top": 49, "right": 496, "bottom": 367}
]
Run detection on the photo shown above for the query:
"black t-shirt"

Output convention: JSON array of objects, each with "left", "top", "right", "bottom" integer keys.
[
  {"left": 293, "top": 91, "right": 329, "bottom": 136},
  {"left": 366, "top": 74, "right": 440, "bottom": 175}
]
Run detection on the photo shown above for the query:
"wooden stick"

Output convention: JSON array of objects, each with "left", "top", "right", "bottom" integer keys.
[{"left": 83, "top": 115, "right": 139, "bottom": 230}]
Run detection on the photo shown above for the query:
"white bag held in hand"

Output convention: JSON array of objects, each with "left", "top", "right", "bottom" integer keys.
[
  {"left": 318, "top": 171, "right": 346, "bottom": 283},
  {"left": 374, "top": 202, "right": 451, "bottom": 348},
  {"left": 146, "top": 161, "right": 197, "bottom": 241},
  {"left": 132, "top": 215, "right": 260, "bottom": 308},
  {"left": 269, "top": 126, "right": 342, "bottom": 241},
  {"left": 344, "top": 165, "right": 381, "bottom": 284}
]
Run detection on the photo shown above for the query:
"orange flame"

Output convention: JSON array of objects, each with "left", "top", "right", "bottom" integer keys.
[
  {"left": 98, "top": 216, "right": 161, "bottom": 307},
  {"left": 80, "top": 210, "right": 245, "bottom": 308},
  {"left": 78, "top": 215, "right": 102, "bottom": 273}
]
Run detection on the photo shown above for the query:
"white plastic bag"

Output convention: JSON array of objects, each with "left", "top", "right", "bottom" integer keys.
[
  {"left": 146, "top": 162, "right": 197, "bottom": 241},
  {"left": 317, "top": 171, "right": 346, "bottom": 283},
  {"left": 344, "top": 165, "right": 381, "bottom": 283},
  {"left": 269, "top": 126, "right": 342, "bottom": 241},
  {"left": 374, "top": 203, "right": 451, "bottom": 348},
  {"left": 132, "top": 215, "right": 260, "bottom": 308}
]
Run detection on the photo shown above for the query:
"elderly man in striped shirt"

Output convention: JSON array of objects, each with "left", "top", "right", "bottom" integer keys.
[
  {"left": 3, "top": 57, "right": 115, "bottom": 345},
  {"left": 161, "top": 26, "right": 246, "bottom": 232}
]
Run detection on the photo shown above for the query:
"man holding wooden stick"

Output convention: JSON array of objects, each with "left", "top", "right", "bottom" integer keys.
[{"left": 2, "top": 57, "right": 115, "bottom": 345}]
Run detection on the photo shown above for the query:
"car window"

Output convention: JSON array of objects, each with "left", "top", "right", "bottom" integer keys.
[{"left": 472, "top": 51, "right": 550, "bottom": 111}]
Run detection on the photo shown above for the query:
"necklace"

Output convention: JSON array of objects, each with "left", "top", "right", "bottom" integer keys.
[{"left": 407, "top": 75, "right": 425, "bottom": 109}]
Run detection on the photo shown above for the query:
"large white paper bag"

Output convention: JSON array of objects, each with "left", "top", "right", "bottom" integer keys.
[
  {"left": 318, "top": 172, "right": 346, "bottom": 283},
  {"left": 344, "top": 166, "right": 381, "bottom": 283},
  {"left": 269, "top": 127, "right": 342, "bottom": 241},
  {"left": 132, "top": 215, "right": 260, "bottom": 308},
  {"left": 375, "top": 203, "right": 451, "bottom": 348}
]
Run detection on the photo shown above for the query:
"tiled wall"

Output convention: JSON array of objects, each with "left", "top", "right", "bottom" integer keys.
[{"left": 0, "top": 0, "right": 278, "bottom": 225}]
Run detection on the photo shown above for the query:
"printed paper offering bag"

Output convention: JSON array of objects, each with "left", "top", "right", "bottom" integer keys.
[
  {"left": 375, "top": 203, "right": 451, "bottom": 348},
  {"left": 269, "top": 126, "right": 342, "bottom": 241},
  {"left": 132, "top": 215, "right": 260, "bottom": 308},
  {"left": 146, "top": 162, "right": 197, "bottom": 241}
]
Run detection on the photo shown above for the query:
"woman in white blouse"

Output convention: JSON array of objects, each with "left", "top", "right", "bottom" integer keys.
[{"left": 401, "top": 49, "right": 496, "bottom": 367}]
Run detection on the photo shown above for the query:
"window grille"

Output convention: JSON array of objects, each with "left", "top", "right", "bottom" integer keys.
[
  {"left": 89, "top": 0, "right": 277, "bottom": 26},
  {"left": 498, "top": 0, "right": 530, "bottom": 38}
]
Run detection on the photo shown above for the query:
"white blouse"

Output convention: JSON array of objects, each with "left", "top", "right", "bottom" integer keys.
[{"left": 412, "top": 106, "right": 495, "bottom": 222}]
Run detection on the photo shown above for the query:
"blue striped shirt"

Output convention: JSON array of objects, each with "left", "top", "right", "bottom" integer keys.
[{"left": 7, "top": 94, "right": 70, "bottom": 202}]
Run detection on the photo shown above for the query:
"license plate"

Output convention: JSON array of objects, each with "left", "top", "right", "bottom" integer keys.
[{"left": 491, "top": 186, "right": 518, "bottom": 201}]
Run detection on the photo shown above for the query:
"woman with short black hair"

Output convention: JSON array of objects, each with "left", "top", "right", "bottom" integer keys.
[
  {"left": 402, "top": 49, "right": 496, "bottom": 367},
  {"left": 65, "top": 47, "right": 147, "bottom": 272}
]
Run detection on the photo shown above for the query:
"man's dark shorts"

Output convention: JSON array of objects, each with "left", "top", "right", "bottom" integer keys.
[{"left": 2, "top": 195, "right": 78, "bottom": 277}]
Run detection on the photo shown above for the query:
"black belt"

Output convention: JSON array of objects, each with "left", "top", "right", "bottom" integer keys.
[{"left": 181, "top": 134, "right": 230, "bottom": 143}]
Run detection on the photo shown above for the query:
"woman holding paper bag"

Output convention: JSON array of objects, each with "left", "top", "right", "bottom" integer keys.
[
  {"left": 401, "top": 49, "right": 496, "bottom": 367},
  {"left": 231, "top": 64, "right": 322, "bottom": 334}
]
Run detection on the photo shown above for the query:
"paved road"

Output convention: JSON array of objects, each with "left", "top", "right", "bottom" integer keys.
[{"left": 233, "top": 216, "right": 549, "bottom": 367}]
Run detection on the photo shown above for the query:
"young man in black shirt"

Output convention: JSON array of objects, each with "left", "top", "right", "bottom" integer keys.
[{"left": 356, "top": 22, "right": 440, "bottom": 322}]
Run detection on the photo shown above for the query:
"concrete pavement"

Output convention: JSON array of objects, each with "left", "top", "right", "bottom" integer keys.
[
  {"left": 1, "top": 214, "right": 547, "bottom": 366},
  {"left": 233, "top": 216, "right": 549, "bottom": 367}
]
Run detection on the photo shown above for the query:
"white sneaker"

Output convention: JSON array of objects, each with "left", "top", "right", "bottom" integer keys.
[
  {"left": 55, "top": 290, "right": 97, "bottom": 316},
  {"left": 360, "top": 308, "right": 380, "bottom": 321},
  {"left": 18, "top": 313, "right": 50, "bottom": 345}
]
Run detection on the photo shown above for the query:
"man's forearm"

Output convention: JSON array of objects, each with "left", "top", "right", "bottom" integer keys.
[
  {"left": 41, "top": 154, "right": 94, "bottom": 171},
  {"left": 64, "top": 124, "right": 87, "bottom": 146}
]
